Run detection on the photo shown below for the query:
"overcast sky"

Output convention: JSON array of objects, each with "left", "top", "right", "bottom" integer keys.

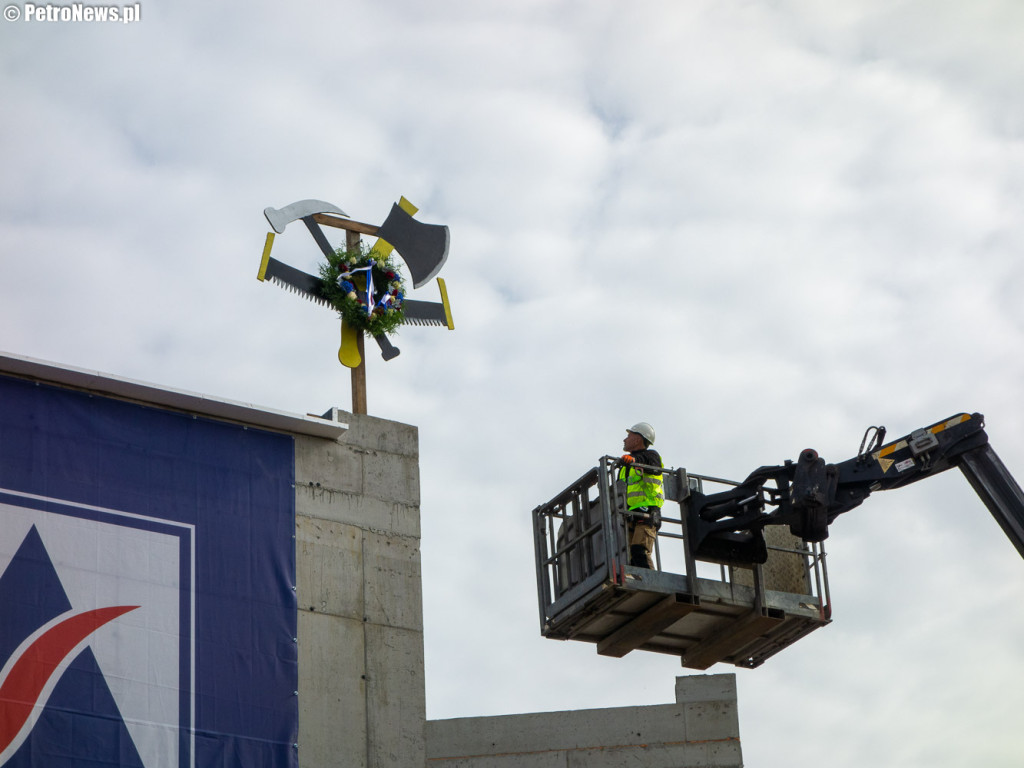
[{"left": 3, "top": 1, "right": 1024, "bottom": 766}]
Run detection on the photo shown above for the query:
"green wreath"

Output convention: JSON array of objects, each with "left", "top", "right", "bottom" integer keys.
[{"left": 318, "top": 245, "right": 406, "bottom": 336}]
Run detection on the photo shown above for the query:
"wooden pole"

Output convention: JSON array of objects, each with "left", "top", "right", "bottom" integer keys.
[{"left": 347, "top": 230, "right": 368, "bottom": 414}]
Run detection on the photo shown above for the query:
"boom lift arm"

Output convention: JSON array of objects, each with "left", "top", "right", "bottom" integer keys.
[{"left": 689, "top": 412, "right": 1024, "bottom": 566}]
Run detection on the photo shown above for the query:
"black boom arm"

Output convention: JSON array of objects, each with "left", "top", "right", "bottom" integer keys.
[{"left": 687, "top": 413, "right": 1024, "bottom": 566}]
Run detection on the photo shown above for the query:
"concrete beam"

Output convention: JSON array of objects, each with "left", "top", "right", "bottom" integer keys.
[{"left": 426, "top": 674, "right": 741, "bottom": 767}]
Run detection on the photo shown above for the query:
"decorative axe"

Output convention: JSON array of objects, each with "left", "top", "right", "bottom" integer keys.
[
  {"left": 257, "top": 198, "right": 454, "bottom": 366},
  {"left": 263, "top": 199, "right": 449, "bottom": 289}
]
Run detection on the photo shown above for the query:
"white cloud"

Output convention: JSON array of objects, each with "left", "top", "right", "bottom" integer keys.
[{"left": 2, "top": 2, "right": 1023, "bottom": 766}]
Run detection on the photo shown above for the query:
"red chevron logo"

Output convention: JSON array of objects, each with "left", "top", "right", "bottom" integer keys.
[{"left": 0, "top": 605, "right": 139, "bottom": 755}]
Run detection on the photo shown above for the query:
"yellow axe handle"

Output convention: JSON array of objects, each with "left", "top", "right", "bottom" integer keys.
[{"left": 339, "top": 320, "right": 361, "bottom": 368}]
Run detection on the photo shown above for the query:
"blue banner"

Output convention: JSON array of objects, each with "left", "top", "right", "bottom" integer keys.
[{"left": 0, "top": 374, "right": 298, "bottom": 768}]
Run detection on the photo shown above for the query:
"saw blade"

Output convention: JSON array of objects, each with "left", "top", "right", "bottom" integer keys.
[
  {"left": 401, "top": 278, "right": 453, "bottom": 329},
  {"left": 262, "top": 256, "right": 330, "bottom": 308},
  {"left": 400, "top": 300, "right": 448, "bottom": 326}
]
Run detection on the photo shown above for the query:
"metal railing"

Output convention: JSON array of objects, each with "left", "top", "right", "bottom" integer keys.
[{"left": 533, "top": 458, "right": 832, "bottom": 632}]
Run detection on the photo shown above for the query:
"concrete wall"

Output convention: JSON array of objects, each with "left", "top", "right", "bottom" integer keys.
[
  {"left": 425, "top": 675, "right": 742, "bottom": 768},
  {"left": 294, "top": 411, "right": 425, "bottom": 768},
  {"left": 292, "top": 410, "right": 744, "bottom": 768}
]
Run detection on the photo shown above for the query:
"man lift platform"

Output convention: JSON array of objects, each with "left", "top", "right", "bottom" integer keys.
[{"left": 532, "top": 412, "right": 1024, "bottom": 669}]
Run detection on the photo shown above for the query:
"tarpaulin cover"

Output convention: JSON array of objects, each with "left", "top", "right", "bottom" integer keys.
[{"left": 0, "top": 374, "right": 298, "bottom": 768}]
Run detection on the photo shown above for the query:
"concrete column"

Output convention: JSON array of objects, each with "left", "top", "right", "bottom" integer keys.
[{"left": 294, "top": 413, "right": 425, "bottom": 768}]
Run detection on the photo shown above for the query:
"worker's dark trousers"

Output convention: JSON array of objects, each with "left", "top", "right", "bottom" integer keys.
[{"left": 629, "top": 545, "right": 648, "bottom": 568}]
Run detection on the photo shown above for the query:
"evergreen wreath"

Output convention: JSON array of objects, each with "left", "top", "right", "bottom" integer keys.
[{"left": 318, "top": 245, "right": 406, "bottom": 336}]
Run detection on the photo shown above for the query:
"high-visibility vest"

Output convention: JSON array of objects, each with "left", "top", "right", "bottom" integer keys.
[{"left": 619, "top": 456, "right": 665, "bottom": 511}]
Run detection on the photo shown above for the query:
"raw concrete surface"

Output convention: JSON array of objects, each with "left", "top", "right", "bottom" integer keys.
[
  {"left": 295, "top": 411, "right": 426, "bottom": 768},
  {"left": 425, "top": 674, "right": 742, "bottom": 768}
]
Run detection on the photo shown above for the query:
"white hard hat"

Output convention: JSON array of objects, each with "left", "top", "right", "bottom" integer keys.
[{"left": 627, "top": 422, "right": 656, "bottom": 445}]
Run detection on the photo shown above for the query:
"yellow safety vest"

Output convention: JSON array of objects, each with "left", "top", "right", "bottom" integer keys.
[{"left": 619, "top": 456, "right": 665, "bottom": 511}]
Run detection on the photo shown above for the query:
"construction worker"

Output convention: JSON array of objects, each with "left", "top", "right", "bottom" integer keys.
[{"left": 619, "top": 422, "right": 664, "bottom": 569}]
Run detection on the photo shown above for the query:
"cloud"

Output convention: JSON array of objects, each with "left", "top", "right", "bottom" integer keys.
[{"left": 2, "top": 2, "right": 1023, "bottom": 766}]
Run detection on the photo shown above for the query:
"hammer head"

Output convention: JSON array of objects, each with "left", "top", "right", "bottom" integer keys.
[{"left": 376, "top": 203, "right": 450, "bottom": 289}]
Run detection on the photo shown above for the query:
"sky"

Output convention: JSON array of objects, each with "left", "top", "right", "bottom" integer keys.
[{"left": 2, "top": 1, "right": 1023, "bottom": 766}]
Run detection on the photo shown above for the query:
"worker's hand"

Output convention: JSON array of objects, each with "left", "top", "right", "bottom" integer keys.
[{"left": 621, "top": 454, "right": 635, "bottom": 464}]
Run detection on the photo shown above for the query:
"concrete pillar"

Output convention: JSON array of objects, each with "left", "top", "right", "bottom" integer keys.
[{"left": 294, "top": 412, "right": 425, "bottom": 768}]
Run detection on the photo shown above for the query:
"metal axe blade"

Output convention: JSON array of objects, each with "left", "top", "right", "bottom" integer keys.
[
  {"left": 265, "top": 199, "right": 349, "bottom": 234},
  {"left": 376, "top": 203, "right": 450, "bottom": 289}
]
